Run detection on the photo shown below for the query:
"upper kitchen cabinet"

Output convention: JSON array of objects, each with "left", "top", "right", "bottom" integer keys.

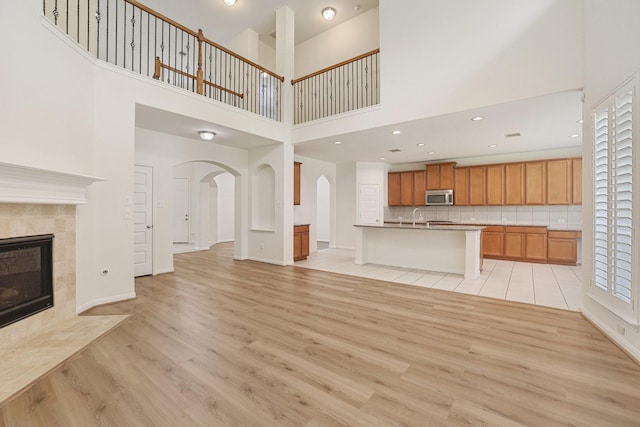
[
  {"left": 486, "top": 164, "right": 505, "bottom": 205},
  {"left": 546, "top": 159, "right": 573, "bottom": 205},
  {"left": 388, "top": 170, "right": 425, "bottom": 206},
  {"left": 413, "top": 170, "right": 426, "bottom": 206},
  {"left": 572, "top": 158, "right": 582, "bottom": 205},
  {"left": 294, "top": 161, "right": 302, "bottom": 205},
  {"left": 426, "top": 162, "right": 456, "bottom": 190},
  {"left": 505, "top": 163, "right": 525, "bottom": 205},
  {"left": 525, "top": 161, "right": 546, "bottom": 205},
  {"left": 388, "top": 172, "right": 402, "bottom": 206},
  {"left": 468, "top": 166, "right": 486, "bottom": 206},
  {"left": 400, "top": 172, "right": 415, "bottom": 206},
  {"left": 454, "top": 167, "right": 469, "bottom": 206}
]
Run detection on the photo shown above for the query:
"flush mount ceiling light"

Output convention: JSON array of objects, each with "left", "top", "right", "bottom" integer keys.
[
  {"left": 322, "top": 7, "right": 336, "bottom": 20},
  {"left": 223, "top": 0, "right": 237, "bottom": 6},
  {"left": 471, "top": 116, "right": 484, "bottom": 121},
  {"left": 198, "top": 130, "right": 216, "bottom": 141}
]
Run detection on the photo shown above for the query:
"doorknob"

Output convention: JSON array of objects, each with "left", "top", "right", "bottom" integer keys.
[{"left": 146, "top": 225, "right": 153, "bottom": 229}]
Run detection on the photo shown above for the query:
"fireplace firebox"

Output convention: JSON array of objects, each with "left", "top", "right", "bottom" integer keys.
[{"left": 0, "top": 234, "right": 54, "bottom": 329}]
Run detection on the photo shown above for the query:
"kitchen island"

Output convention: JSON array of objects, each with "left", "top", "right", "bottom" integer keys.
[{"left": 354, "top": 223, "right": 485, "bottom": 279}]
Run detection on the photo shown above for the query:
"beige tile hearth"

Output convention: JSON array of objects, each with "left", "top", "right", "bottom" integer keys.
[{"left": 0, "top": 314, "right": 127, "bottom": 408}]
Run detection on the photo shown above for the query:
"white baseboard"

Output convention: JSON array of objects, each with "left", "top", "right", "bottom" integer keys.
[
  {"left": 582, "top": 308, "right": 640, "bottom": 364},
  {"left": 247, "top": 256, "right": 287, "bottom": 266},
  {"left": 154, "top": 267, "right": 174, "bottom": 275},
  {"left": 76, "top": 292, "right": 137, "bottom": 314}
]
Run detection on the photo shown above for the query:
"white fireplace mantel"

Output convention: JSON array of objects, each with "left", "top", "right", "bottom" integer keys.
[{"left": 0, "top": 162, "right": 104, "bottom": 205}]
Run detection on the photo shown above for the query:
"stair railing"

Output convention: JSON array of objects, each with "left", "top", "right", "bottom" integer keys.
[
  {"left": 291, "top": 49, "right": 380, "bottom": 124},
  {"left": 42, "top": 0, "right": 284, "bottom": 121}
]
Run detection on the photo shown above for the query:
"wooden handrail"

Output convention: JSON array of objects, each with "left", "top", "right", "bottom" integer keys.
[
  {"left": 124, "top": 0, "right": 284, "bottom": 82},
  {"left": 124, "top": 0, "right": 197, "bottom": 37},
  {"left": 201, "top": 35, "right": 285, "bottom": 82},
  {"left": 153, "top": 57, "right": 244, "bottom": 99},
  {"left": 291, "top": 49, "right": 380, "bottom": 85}
]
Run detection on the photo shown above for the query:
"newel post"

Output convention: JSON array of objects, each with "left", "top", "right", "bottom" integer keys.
[{"left": 196, "top": 29, "right": 204, "bottom": 95}]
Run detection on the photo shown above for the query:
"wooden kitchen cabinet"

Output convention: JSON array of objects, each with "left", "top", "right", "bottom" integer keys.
[
  {"left": 388, "top": 172, "right": 401, "bottom": 206},
  {"left": 525, "top": 161, "right": 546, "bottom": 205},
  {"left": 413, "top": 170, "right": 426, "bottom": 206},
  {"left": 426, "top": 162, "right": 456, "bottom": 190},
  {"left": 546, "top": 159, "right": 572, "bottom": 205},
  {"left": 293, "top": 225, "right": 310, "bottom": 261},
  {"left": 453, "top": 167, "right": 469, "bottom": 206},
  {"left": 505, "top": 163, "right": 525, "bottom": 205},
  {"left": 548, "top": 230, "right": 579, "bottom": 265},
  {"left": 293, "top": 162, "right": 302, "bottom": 205},
  {"left": 482, "top": 225, "right": 504, "bottom": 258},
  {"left": 504, "top": 226, "right": 548, "bottom": 262},
  {"left": 469, "top": 166, "right": 486, "bottom": 206},
  {"left": 486, "top": 164, "right": 505, "bottom": 205},
  {"left": 400, "top": 172, "right": 414, "bottom": 206},
  {"left": 572, "top": 158, "right": 582, "bottom": 205}
]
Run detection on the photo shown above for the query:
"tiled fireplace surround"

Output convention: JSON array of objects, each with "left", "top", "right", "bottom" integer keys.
[
  {"left": 0, "top": 204, "right": 77, "bottom": 349},
  {"left": 0, "top": 164, "right": 127, "bottom": 406}
]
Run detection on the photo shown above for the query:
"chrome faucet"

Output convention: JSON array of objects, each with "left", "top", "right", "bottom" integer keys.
[{"left": 412, "top": 208, "right": 424, "bottom": 226}]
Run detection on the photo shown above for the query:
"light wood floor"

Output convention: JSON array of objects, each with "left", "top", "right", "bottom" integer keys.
[{"left": 2, "top": 243, "right": 639, "bottom": 426}]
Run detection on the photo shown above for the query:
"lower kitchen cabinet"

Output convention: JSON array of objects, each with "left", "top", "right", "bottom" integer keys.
[
  {"left": 547, "top": 231, "right": 579, "bottom": 265},
  {"left": 503, "top": 226, "right": 548, "bottom": 262},
  {"left": 294, "top": 225, "right": 310, "bottom": 261},
  {"left": 482, "top": 226, "right": 504, "bottom": 258}
]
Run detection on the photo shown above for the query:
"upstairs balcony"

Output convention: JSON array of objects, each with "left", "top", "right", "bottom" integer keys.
[{"left": 42, "top": 0, "right": 380, "bottom": 125}]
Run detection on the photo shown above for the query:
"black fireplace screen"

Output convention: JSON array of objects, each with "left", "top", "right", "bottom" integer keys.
[{"left": 0, "top": 234, "right": 54, "bottom": 329}]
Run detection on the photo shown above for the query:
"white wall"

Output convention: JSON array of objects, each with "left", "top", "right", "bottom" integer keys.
[
  {"left": 294, "top": 8, "right": 380, "bottom": 78},
  {"left": 335, "top": 163, "right": 357, "bottom": 249},
  {"left": 215, "top": 173, "right": 235, "bottom": 242},
  {"left": 582, "top": 0, "right": 640, "bottom": 360},
  {"left": 292, "top": 0, "right": 584, "bottom": 144},
  {"left": 316, "top": 177, "right": 330, "bottom": 242},
  {"left": 293, "top": 155, "right": 337, "bottom": 253}
]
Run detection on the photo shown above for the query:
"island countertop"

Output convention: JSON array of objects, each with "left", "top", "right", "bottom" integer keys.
[{"left": 355, "top": 223, "right": 485, "bottom": 232}]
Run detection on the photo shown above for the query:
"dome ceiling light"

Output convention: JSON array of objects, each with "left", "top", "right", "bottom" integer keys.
[
  {"left": 198, "top": 130, "right": 216, "bottom": 141},
  {"left": 322, "top": 7, "right": 336, "bottom": 21},
  {"left": 223, "top": 0, "right": 237, "bottom": 6}
]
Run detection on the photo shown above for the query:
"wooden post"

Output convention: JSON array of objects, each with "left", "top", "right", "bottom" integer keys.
[
  {"left": 196, "top": 29, "right": 204, "bottom": 95},
  {"left": 153, "top": 57, "right": 161, "bottom": 79}
]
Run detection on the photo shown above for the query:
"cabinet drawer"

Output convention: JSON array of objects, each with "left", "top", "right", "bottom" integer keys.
[
  {"left": 505, "top": 226, "right": 547, "bottom": 234},
  {"left": 548, "top": 230, "right": 579, "bottom": 239}
]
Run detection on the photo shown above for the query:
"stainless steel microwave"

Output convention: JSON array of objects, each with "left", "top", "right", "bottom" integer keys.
[{"left": 425, "top": 189, "right": 454, "bottom": 206}]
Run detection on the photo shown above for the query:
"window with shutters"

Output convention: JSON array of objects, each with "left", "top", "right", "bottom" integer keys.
[{"left": 591, "top": 76, "right": 638, "bottom": 321}]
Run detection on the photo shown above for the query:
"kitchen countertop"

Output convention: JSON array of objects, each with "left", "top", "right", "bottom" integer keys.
[
  {"left": 384, "top": 221, "right": 581, "bottom": 232},
  {"left": 356, "top": 223, "right": 485, "bottom": 231}
]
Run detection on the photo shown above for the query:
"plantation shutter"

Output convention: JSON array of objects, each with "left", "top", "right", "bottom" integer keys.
[
  {"left": 593, "top": 105, "right": 609, "bottom": 292},
  {"left": 611, "top": 87, "right": 634, "bottom": 303}
]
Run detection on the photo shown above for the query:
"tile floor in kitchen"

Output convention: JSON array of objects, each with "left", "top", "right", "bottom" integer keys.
[{"left": 294, "top": 248, "right": 583, "bottom": 311}]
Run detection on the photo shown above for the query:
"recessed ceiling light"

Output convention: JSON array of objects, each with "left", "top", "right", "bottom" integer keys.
[
  {"left": 569, "top": 134, "right": 580, "bottom": 138},
  {"left": 333, "top": 141, "right": 342, "bottom": 145},
  {"left": 471, "top": 116, "right": 484, "bottom": 121},
  {"left": 417, "top": 143, "right": 425, "bottom": 147},
  {"left": 392, "top": 130, "right": 401, "bottom": 135},
  {"left": 379, "top": 157, "right": 385, "bottom": 160},
  {"left": 488, "top": 144, "right": 497, "bottom": 148},
  {"left": 198, "top": 130, "right": 216, "bottom": 141},
  {"left": 223, "top": 0, "right": 236, "bottom": 5},
  {"left": 428, "top": 151, "right": 435, "bottom": 155},
  {"left": 322, "top": 7, "right": 336, "bottom": 20}
]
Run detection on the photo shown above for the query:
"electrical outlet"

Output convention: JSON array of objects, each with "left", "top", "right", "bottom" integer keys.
[{"left": 616, "top": 324, "right": 626, "bottom": 336}]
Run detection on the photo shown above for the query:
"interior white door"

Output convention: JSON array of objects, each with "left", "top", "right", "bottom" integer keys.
[
  {"left": 359, "top": 184, "right": 380, "bottom": 225},
  {"left": 173, "top": 178, "right": 190, "bottom": 243},
  {"left": 134, "top": 165, "right": 153, "bottom": 277}
]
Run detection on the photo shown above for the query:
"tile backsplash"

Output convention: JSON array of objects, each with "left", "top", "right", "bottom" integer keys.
[{"left": 386, "top": 205, "right": 582, "bottom": 229}]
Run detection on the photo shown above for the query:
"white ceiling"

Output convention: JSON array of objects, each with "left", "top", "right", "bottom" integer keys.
[
  {"left": 294, "top": 90, "right": 584, "bottom": 164},
  {"left": 185, "top": 0, "right": 379, "bottom": 46},
  {"left": 135, "top": 105, "right": 280, "bottom": 149}
]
